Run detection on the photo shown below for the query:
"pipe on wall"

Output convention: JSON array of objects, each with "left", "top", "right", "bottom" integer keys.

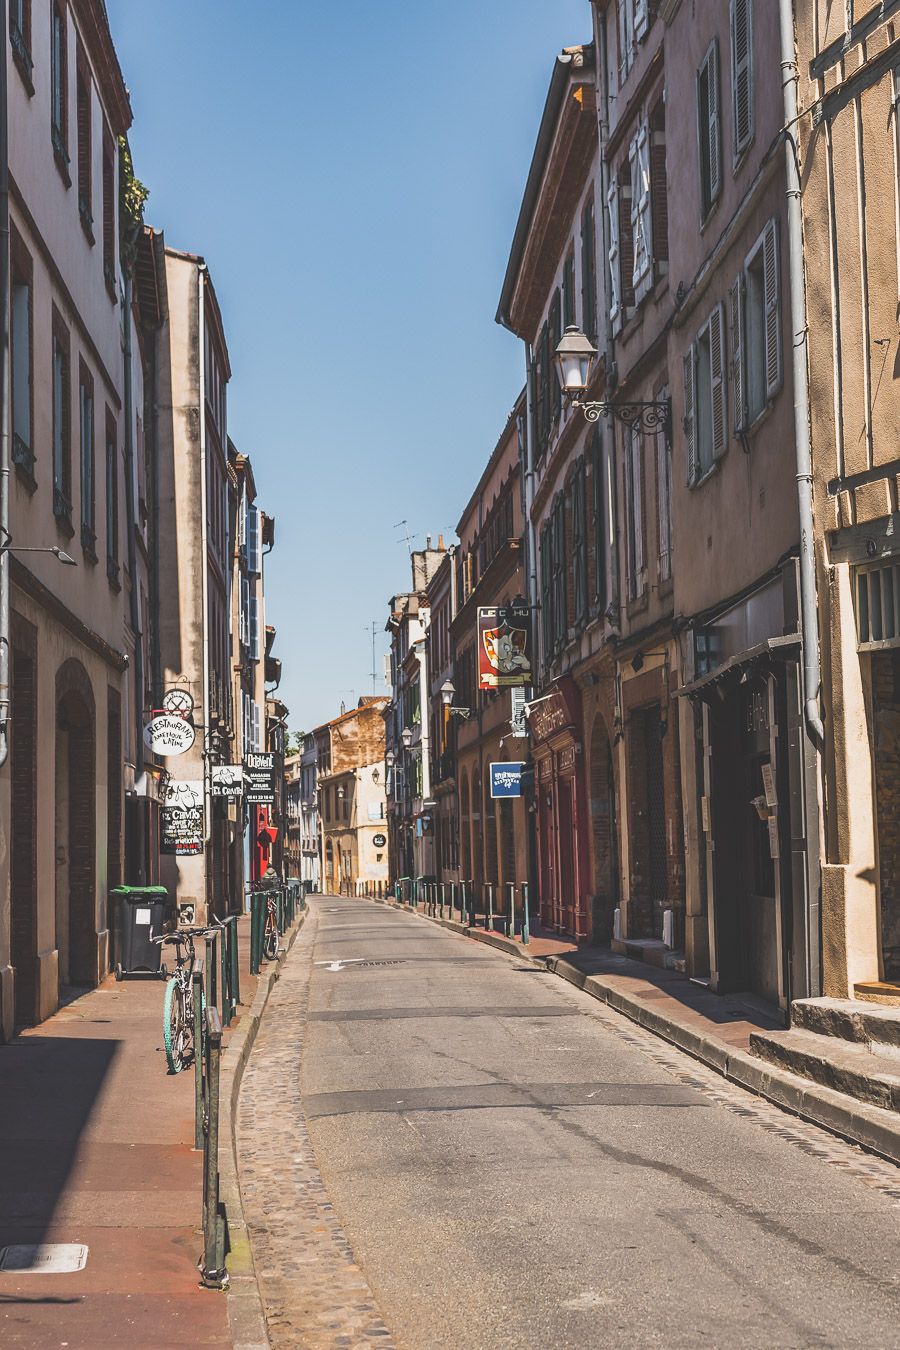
[
  {"left": 197, "top": 264, "right": 213, "bottom": 852},
  {"left": 0, "top": 0, "right": 11, "bottom": 771},
  {"left": 779, "top": 1, "right": 824, "bottom": 750}
]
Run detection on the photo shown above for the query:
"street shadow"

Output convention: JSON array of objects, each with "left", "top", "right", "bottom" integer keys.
[{"left": 0, "top": 1032, "right": 118, "bottom": 1250}]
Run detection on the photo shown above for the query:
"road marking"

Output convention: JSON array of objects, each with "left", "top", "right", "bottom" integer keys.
[{"left": 314, "top": 958, "right": 367, "bottom": 972}]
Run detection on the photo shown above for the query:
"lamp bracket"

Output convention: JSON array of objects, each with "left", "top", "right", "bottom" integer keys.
[{"left": 573, "top": 396, "right": 671, "bottom": 440}]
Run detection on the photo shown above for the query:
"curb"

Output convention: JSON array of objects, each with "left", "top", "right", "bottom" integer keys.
[
  {"left": 220, "top": 910, "right": 307, "bottom": 1350},
  {"left": 376, "top": 895, "right": 900, "bottom": 1168}
]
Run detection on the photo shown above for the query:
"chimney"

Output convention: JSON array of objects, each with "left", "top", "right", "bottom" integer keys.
[
  {"left": 438, "top": 533, "right": 444, "bottom": 549},
  {"left": 340, "top": 701, "right": 346, "bottom": 716},
  {"left": 426, "top": 534, "right": 432, "bottom": 550}
]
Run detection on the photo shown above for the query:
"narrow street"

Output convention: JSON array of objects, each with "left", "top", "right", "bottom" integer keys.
[{"left": 238, "top": 897, "right": 900, "bottom": 1350}]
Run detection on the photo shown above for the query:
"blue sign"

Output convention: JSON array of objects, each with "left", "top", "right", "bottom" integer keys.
[{"left": 490, "top": 762, "right": 524, "bottom": 799}]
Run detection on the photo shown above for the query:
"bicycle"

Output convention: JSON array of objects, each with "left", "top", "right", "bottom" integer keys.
[
  {"left": 262, "top": 891, "right": 279, "bottom": 962},
  {"left": 152, "top": 921, "right": 222, "bottom": 1074}
]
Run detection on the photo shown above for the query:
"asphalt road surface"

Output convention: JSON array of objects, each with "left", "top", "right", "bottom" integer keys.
[{"left": 262, "top": 896, "right": 900, "bottom": 1348}]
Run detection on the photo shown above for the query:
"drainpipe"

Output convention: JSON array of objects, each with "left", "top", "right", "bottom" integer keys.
[
  {"left": 122, "top": 270, "right": 143, "bottom": 775},
  {"left": 197, "top": 265, "right": 213, "bottom": 857},
  {"left": 0, "top": 2, "right": 10, "bottom": 771},
  {"left": 523, "top": 343, "right": 538, "bottom": 638},
  {"left": 779, "top": 1, "right": 824, "bottom": 750}
]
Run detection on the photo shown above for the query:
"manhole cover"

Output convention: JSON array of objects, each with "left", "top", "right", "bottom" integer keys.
[
  {"left": 357, "top": 960, "right": 403, "bottom": 967},
  {"left": 0, "top": 1243, "right": 88, "bottom": 1273}
]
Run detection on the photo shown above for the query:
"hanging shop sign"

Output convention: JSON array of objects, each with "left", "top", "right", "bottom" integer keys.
[
  {"left": 162, "top": 687, "right": 195, "bottom": 717},
  {"left": 478, "top": 603, "right": 532, "bottom": 690},
  {"left": 212, "top": 765, "right": 244, "bottom": 800},
  {"left": 160, "top": 780, "right": 204, "bottom": 855},
  {"left": 143, "top": 713, "right": 195, "bottom": 756},
  {"left": 244, "top": 751, "right": 276, "bottom": 806},
  {"left": 490, "top": 762, "right": 525, "bottom": 799}
]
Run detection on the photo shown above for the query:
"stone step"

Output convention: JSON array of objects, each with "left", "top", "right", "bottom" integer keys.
[
  {"left": 610, "top": 937, "right": 683, "bottom": 970},
  {"left": 791, "top": 996, "right": 900, "bottom": 1052},
  {"left": 750, "top": 1026, "right": 900, "bottom": 1112}
]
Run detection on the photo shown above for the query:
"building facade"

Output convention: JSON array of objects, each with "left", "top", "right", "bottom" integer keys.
[{"left": 316, "top": 698, "right": 388, "bottom": 894}]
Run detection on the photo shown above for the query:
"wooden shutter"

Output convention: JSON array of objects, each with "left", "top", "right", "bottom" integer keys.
[
  {"left": 539, "top": 322, "right": 551, "bottom": 448},
  {"left": 710, "top": 303, "right": 727, "bottom": 461},
  {"left": 683, "top": 345, "right": 698, "bottom": 485},
  {"left": 650, "top": 125, "right": 668, "bottom": 265},
  {"left": 619, "top": 175, "right": 635, "bottom": 310},
  {"left": 549, "top": 289, "right": 562, "bottom": 420},
  {"left": 581, "top": 198, "right": 597, "bottom": 342},
  {"left": 540, "top": 524, "right": 553, "bottom": 660},
  {"left": 607, "top": 178, "right": 621, "bottom": 328},
  {"left": 563, "top": 254, "right": 575, "bottom": 327},
  {"left": 708, "top": 42, "right": 721, "bottom": 205},
  {"left": 732, "top": 0, "right": 753, "bottom": 157},
  {"left": 634, "top": 0, "right": 649, "bottom": 42},
  {"left": 592, "top": 431, "right": 607, "bottom": 606},
  {"left": 763, "top": 219, "right": 781, "bottom": 399},
  {"left": 657, "top": 418, "right": 672, "bottom": 580},
  {"left": 729, "top": 275, "right": 746, "bottom": 432},
  {"left": 632, "top": 120, "right": 653, "bottom": 289},
  {"left": 629, "top": 427, "right": 644, "bottom": 593}
]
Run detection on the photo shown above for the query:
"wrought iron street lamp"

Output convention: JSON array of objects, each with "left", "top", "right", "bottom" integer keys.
[
  {"left": 554, "top": 325, "right": 671, "bottom": 439},
  {"left": 440, "top": 680, "right": 471, "bottom": 721}
]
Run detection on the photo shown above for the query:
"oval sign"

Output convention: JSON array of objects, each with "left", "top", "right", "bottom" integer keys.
[
  {"left": 143, "top": 714, "right": 195, "bottom": 756},
  {"left": 373, "top": 832, "right": 387, "bottom": 848}
]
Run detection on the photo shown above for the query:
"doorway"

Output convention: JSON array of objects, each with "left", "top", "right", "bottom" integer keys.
[
  {"left": 55, "top": 663, "right": 96, "bottom": 991},
  {"left": 11, "top": 624, "right": 38, "bottom": 1024}
]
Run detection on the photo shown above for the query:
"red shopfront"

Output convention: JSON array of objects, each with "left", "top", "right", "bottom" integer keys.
[{"left": 530, "top": 677, "right": 590, "bottom": 939}]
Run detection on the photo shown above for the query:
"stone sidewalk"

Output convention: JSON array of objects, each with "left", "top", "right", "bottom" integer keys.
[{"left": 0, "top": 915, "right": 262, "bottom": 1349}]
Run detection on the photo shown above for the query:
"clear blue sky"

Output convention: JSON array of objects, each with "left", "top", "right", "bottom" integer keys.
[{"left": 107, "top": 0, "right": 590, "bottom": 733}]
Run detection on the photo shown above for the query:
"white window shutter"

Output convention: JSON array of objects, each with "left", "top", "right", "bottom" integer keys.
[
  {"left": 763, "top": 219, "right": 781, "bottom": 399},
  {"left": 618, "top": 0, "right": 630, "bottom": 83},
  {"left": 252, "top": 701, "right": 261, "bottom": 751},
  {"left": 633, "top": 120, "right": 653, "bottom": 288},
  {"left": 632, "top": 427, "right": 644, "bottom": 586},
  {"left": 729, "top": 276, "right": 746, "bottom": 432},
  {"left": 657, "top": 430, "right": 671, "bottom": 581},
  {"left": 731, "top": 0, "right": 753, "bottom": 157},
  {"left": 634, "top": 0, "right": 649, "bottom": 42},
  {"left": 707, "top": 42, "right": 721, "bottom": 206},
  {"left": 607, "top": 178, "right": 621, "bottom": 326},
  {"left": 683, "top": 346, "right": 698, "bottom": 485},
  {"left": 247, "top": 505, "right": 260, "bottom": 574},
  {"left": 629, "top": 135, "right": 640, "bottom": 290},
  {"left": 710, "top": 303, "right": 727, "bottom": 461},
  {"left": 238, "top": 488, "right": 247, "bottom": 548}
]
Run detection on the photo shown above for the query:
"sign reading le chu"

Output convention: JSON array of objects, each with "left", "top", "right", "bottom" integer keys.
[
  {"left": 478, "top": 604, "right": 532, "bottom": 690},
  {"left": 244, "top": 751, "right": 276, "bottom": 806}
]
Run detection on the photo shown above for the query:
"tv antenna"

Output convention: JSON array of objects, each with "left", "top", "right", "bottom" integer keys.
[
  {"left": 365, "top": 621, "right": 380, "bottom": 694},
  {"left": 394, "top": 519, "right": 416, "bottom": 554}
]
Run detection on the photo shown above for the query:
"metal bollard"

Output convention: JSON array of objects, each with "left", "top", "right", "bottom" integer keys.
[
  {"left": 249, "top": 892, "right": 261, "bottom": 976},
  {"left": 507, "top": 883, "right": 516, "bottom": 937},
  {"left": 487, "top": 883, "right": 494, "bottom": 932},
  {"left": 467, "top": 880, "right": 475, "bottom": 928},
  {"left": 220, "top": 925, "right": 230, "bottom": 1027},
  {"left": 199, "top": 1007, "right": 227, "bottom": 1288},
  {"left": 193, "top": 968, "right": 204, "bottom": 1150},
  {"left": 205, "top": 933, "right": 218, "bottom": 1017},
  {"left": 522, "top": 882, "right": 530, "bottom": 945},
  {"left": 440, "top": 883, "right": 445, "bottom": 919},
  {"left": 229, "top": 916, "right": 240, "bottom": 1009}
]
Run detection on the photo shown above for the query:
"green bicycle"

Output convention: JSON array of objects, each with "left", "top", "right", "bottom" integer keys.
[{"left": 153, "top": 922, "right": 221, "bottom": 1074}]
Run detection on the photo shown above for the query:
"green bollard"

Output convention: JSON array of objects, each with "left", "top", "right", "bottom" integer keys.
[
  {"left": 193, "top": 968, "right": 204, "bottom": 1150},
  {"left": 220, "top": 925, "right": 230, "bottom": 1027},
  {"left": 230, "top": 916, "right": 240, "bottom": 1009},
  {"left": 249, "top": 892, "right": 260, "bottom": 976}
]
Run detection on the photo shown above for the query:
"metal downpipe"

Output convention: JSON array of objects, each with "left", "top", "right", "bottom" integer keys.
[
  {"left": 779, "top": 0, "right": 824, "bottom": 750},
  {"left": 0, "top": 0, "right": 11, "bottom": 771}
]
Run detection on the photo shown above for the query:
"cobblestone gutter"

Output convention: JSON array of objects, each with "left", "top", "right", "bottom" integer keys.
[{"left": 221, "top": 911, "right": 307, "bottom": 1350}]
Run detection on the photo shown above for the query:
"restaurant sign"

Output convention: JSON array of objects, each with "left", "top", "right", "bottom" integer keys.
[
  {"left": 160, "top": 780, "right": 204, "bottom": 855},
  {"left": 478, "top": 603, "right": 532, "bottom": 690}
]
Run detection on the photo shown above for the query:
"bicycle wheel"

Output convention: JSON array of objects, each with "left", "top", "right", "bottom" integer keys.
[
  {"left": 263, "top": 912, "right": 279, "bottom": 962},
  {"left": 163, "top": 977, "right": 189, "bottom": 1073}
]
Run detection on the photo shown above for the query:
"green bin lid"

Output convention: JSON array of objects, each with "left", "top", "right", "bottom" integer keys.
[{"left": 109, "top": 885, "right": 169, "bottom": 899}]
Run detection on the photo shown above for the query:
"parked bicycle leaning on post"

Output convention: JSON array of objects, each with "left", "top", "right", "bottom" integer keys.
[{"left": 152, "top": 917, "right": 225, "bottom": 1074}]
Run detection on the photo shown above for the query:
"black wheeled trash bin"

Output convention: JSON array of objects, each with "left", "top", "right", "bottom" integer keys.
[{"left": 111, "top": 886, "right": 170, "bottom": 980}]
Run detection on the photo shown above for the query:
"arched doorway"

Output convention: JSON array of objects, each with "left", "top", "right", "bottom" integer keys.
[
  {"left": 589, "top": 713, "right": 618, "bottom": 943},
  {"left": 484, "top": 759, "right": 498, "bottom": 889},
  {"left": 55, "top": 660, "right": 96, "bottom": 990},
  {"left": 325, "top": 838, "right": 335, "bottom": 890}
]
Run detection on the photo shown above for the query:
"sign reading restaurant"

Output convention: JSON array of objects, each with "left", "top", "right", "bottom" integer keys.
[
  {"left": 143, "top": 712, "right": 195, "bottom": 756},
  {"left": 160, "top": 780, "right": 204, "bottom": 855},
  {"left": 244, "top": 751, "right": 276, "bottom": 805}
]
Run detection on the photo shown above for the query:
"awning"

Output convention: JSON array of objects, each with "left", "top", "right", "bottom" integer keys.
[{"left": 676, "top": 633, "right": 800, "bottom": 699}]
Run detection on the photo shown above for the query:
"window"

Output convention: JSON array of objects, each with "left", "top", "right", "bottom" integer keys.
[
  {"left": 102, "top": 128, "right": 115, "bottom": 290},
  {"left": 79, "top": 363, "right": 95, "bottom": 553},
  {"left": 608, "top": 164, "right": 634, "bottom": 334},
  {"left": 105, "top": 408, "right": 118, "bottom": 582},
  {"left": 591, "top": 430, "right": 607, "bottom": 609},
  {"left": 650, "top": 100, "right": 668, "bottom": 270},
  {"left": 684, "top": 303, "right": 727, "bottom": 486},
  {"left": 572, "top": 458, "right": 587, "bottom": 625},
  {"left": 629, "top": 121, "right": 653, "bottom": 298},
  {"left": 10, "top": 0, "right": 33, "bottom": 87},
  {"left": 731, "top": 0, "right": 754, "bottom": 161},
  {"left": 249, "top": 589, "right": 260, "bottom": 661},
  {"left": 535, "top": 320, "right": 551, "bottom": 456},
  {"left": 240, "top": 576, "right": 250, "bottom": 647},
  {"left": 731, "top": 219, "right": 781, "bottom": 430},
  {"left": 617, "top": 0, "right": 649, "bottom": 86},
  {"left": 540, "top": 522, "right": 553, "bottom": 662},
  {"left": 76, "top": 48, "right": 92, "bottom": 236},
  {"left": 563, "top": 251, "right": 576, "bottom": 328},
  {"left": 656, "top": 389, "right": 672, "bottom": 582},
  {"left": 252, "top": 701, "right": 261, "bottom": 751},
  {"left": 552, "top": 493, "right": 568, "bottom": 646},
  {"left": 624, "top": 424, "right": 644, "bottom": 599},
  {"left": 697, "top": 40, "right": 721, "bottom": 220},
  {"left": 10, "top": 229, "right": 33, "bottom": 476},
  {"left": 548, "top": 289, "right": 562, "bottom": 424},
  {"left": 581, "top": 196, "right": 597, "bottom": 343},
  {"left": 51, "top": 308, "right": 71, "bottom": 524},
  {"left": 247, "top": 503, "right": 261, "bottom": 574},
  {"left": 51, "top": 2, "right": 68, "bottom": 167}
]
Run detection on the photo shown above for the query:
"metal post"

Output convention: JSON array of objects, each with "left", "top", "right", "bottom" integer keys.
[
  {"left": 249, "top": 891, "right": 260, "bottom": 976},
  {"left": 522, "top": 882, "right": 530, "bottom": 946},
  {"left": 205, "top": 934, "right": 217, "bottom": 1015},
  {"left": 487, "top": 883, "right": 494, "bottom": 932},
  {"left": 192, "top": 968, "right": 204, "bottom": 1150},
  {"left": 508, "top": 883, "right": 516, "bottom": 937},
  {"left": 230, "top": 916, "right": 240, "bottom": 1008},
  {"left": 220, "top": 925, "right": 229, "bottom": 1027},
  {"left": 440, "top": 882, "right": 445, "bottom": 919},
  {"left": 199, "top": 1007, "right": 227, "bottom": 1288},
  {"left": 467, "top": 880, "right": 475, "bottom": 929}
]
